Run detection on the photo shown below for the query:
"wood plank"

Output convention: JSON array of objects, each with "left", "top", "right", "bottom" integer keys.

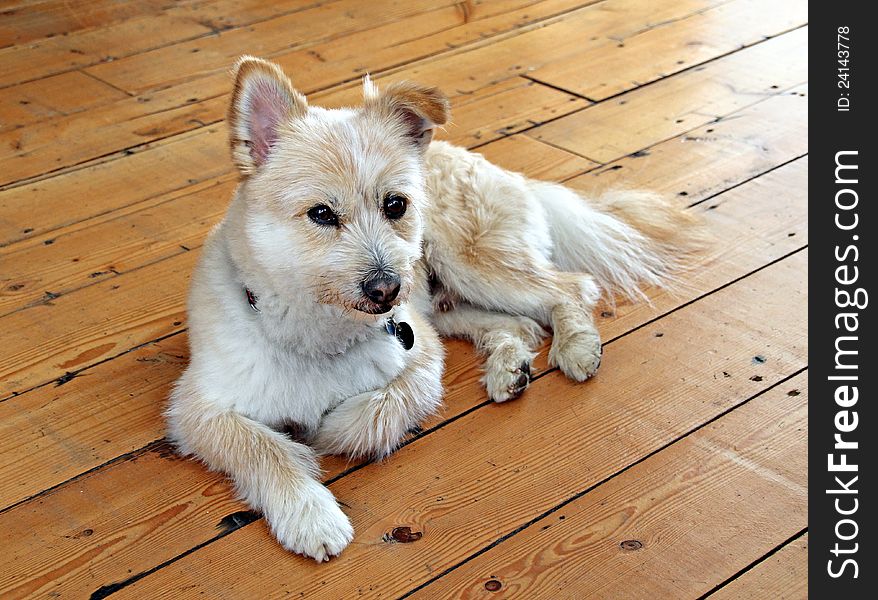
[
  {"left": 312, "top": 0, "right": 732, "bottom": 109},
  {"left": 0, "top": 248, "right": 196, "bottom": 398},
  {"left": 0, "top": 126, "right": 231, "bottom": 247},
  {"left": 86, "top": 0, "right": 586, "bottom": 95},
  {"left": 596, "top": 156, "right": 808, "bottom": 341},
  {"left": 707, "top": 534, "right": 809, "bottom": 600},
  {"left": 0, "top": 71, "right": 128, "bottom": 132},
  {"left": 0, "top": 82, "right": 805, "bottom": 316},
  {"left": 0, "top": 27, "right": 812, "bottom": 243},
  {"left": 440, "top": 78, "right": 589, "bottom": 148},
  {"left": 0, "top": 161, "right": 806, "bottom": 597},
  {"left": 477, "top": 135, "right": 599, "bottom": 181},
  {"left": 0, "top": 0, "right": 176, "bottom": 48},
  {"left": 528, "top": 0, "right": 807, "bottom": 100},
  {"left": 0, "top": 180, "right": 233, "bottom": 317},
  {"left": 0, "top": 92, "right": 229, "bottom": 189},
  {"left": 0, "top": 13, "right": 213, "bottom": 88},
  {"left": 532, "top": 27, "right": 808, "bottom": 163},
  {"left": 105, "top": 251, "right": 808, "bottom": 599},
  {"left": 0, "top": 0, "right": 396, "bottom": 86},
  {"left": 562, "top": 84, "right": 807, "bottom": 196},
  {"left": 0, "top": 0, "right": 590, "bottom": 189},
  {"left": 408, "top": 373, "right": 808, "bottom": 599}
]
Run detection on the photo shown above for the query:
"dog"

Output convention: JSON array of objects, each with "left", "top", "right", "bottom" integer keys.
[{"left": 166, "top": 56, "right": 701, "bottom": 562}]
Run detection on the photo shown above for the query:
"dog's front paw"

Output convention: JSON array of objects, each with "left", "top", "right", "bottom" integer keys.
[
  {"left": 484, "top": 338, "right": 537, "bottom": 403},
  {"left": 269, "top": 480, "right": 354, "bottom": 562},
  {"left": 550, "top": 329, "right": 602, "bottom": 382},
  {"left": 312, "top": 391, "right": 407, "bottom": 459}
]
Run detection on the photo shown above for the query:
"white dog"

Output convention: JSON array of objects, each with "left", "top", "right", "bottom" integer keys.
[{"left": 167, "top": 57, "right": 700, "bottom": 562}]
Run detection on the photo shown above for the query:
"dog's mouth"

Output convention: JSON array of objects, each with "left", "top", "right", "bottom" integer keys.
[{"left": 355, "top": 299, "right": 396, "bottom": 315}]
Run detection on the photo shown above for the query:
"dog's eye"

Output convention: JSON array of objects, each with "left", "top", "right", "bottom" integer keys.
[
  {"left": 307, "top": 204, "right": 339, "bottom": 227},
  {"left": 383, "top": 194, "right": 407, "bottom": 220}
]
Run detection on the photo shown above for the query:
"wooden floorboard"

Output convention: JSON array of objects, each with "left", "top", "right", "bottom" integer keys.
[{"left": 0, "top": 0, "right": 807, "bottom": 598}]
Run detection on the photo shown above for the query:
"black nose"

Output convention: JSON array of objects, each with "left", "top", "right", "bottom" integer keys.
[{"left": 362, "top": 272, "right": 401, "bottom": 304}]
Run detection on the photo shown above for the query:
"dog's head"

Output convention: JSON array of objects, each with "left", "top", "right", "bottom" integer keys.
[{"left": 227, "top": 57, "right": 449, "bottom": 316}]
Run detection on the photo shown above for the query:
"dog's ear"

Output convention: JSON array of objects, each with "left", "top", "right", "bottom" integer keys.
[
  {"left": 228, "top": 56, "right": 307, "bottom": 175},
  {"left": 363, "top": 77, "right": 450, "bottom": 151}
]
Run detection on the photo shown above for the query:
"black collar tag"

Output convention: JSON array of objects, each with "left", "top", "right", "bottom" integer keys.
[{"left": 385, "top": 317, "right": 414, "bottom": 350}]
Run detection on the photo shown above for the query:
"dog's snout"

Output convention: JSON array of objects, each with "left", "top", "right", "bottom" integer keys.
[{"left": 362, "top": 272, "right": 401, "bottom": 304}]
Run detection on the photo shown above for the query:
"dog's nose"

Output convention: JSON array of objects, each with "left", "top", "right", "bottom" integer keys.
[{"left": 362, "top": 272, "right": 401, "bottom": 304}]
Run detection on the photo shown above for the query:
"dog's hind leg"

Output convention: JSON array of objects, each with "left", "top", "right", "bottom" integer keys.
[
  {"left": 431, "top": 303, "right": 546, "bottom": 402},
  {"left": 429, "top": 251, "right": 604, "bottom": 383}
]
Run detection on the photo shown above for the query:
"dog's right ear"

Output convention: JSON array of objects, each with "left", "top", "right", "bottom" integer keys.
[{"left": 228, "top": 56, "right": 307, "bottom": 176}]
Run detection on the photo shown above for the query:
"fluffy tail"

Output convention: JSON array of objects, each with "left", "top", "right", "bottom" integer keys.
[{"left": 533, "top": 181, "right": 705, "bottom": 302}]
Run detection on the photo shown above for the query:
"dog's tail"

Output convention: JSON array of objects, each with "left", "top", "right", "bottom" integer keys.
[{"left": 532, "top": 181, "right": 706, "bottom": 302}]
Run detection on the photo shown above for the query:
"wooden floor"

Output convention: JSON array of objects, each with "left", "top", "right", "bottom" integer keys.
[{"left": 0, "top": 1, "right": 808, "bottom": 598}]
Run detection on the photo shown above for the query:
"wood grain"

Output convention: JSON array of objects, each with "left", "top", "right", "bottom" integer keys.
[
  {"left": 109, "top": 252, "right": 808, "bottom": 599},
  {"left": 2, "top": 0, "right": 791, "bottom": 189},
  {"left": 529, "top": 0, "right": 807, "bottom": 100},
  {"left": 562, "top": 84, "right": 808, "bottom": 196},
  {"left": 0, "top": 71, "right": 127, "bottom": 132},
  {"left": 0, "top": 125, "right": 231, "bottom": 246},
  {"left": 86, "top": 0, "right": 589, "bottom": 95},
  {"left": 476, "top": 135, "right": 599, "bottom": 181},
  {"left": 408, "top": 373, "right": 808, "bottom": 599},
  {"left": 0, "top": 0, "right": 173, "bottom": 47},
  {"left": 0, "top": 13, "right": 213, "bottom": 88}
]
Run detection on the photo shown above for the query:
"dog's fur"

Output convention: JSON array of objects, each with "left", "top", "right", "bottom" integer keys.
[{"left": 167, "top": 57, "right": 702, "bottom": 562}]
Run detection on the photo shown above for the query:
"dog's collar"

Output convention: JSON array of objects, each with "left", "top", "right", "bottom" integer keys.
[{"left": 243, "top": 287, "right": 413, "bottom": 350}]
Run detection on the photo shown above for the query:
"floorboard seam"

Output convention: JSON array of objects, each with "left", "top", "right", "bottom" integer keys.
[{"left": 695, "top": 527, "right": 809, "bottom": 599}]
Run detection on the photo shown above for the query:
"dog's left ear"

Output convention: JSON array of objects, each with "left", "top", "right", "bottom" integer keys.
[{"left": 363, "top": 77, "right": 450, "bottom": 151}]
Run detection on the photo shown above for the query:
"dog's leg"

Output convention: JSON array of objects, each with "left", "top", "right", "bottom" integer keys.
[
  {"left": 166, "top": 392, "right": 353, "bottom": 562},
  {"left": 431, "top": 303, "right": 545, "bottom": 402},
  {"left": 433, "top": 257, "right": 604, "bottom": 384},
  {"left": 543, "top": 279, "right": 604, "bottom": 382},
  {"left": 311, "top": 310, "right": 445, "bottom": 459}
]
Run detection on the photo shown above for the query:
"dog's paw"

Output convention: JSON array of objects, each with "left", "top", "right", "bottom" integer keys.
[
  {"left": 269, "top": 480, "right": 354, "bottom": 562},
  {"left": 312, "top": 390, "right": 405, "bottom": 459},
  {"left": 484, "top": 338, "right": 536, "bottom": 403},
  {"left": 550, "top": 330, "right": 602, "bottom": 382}
]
